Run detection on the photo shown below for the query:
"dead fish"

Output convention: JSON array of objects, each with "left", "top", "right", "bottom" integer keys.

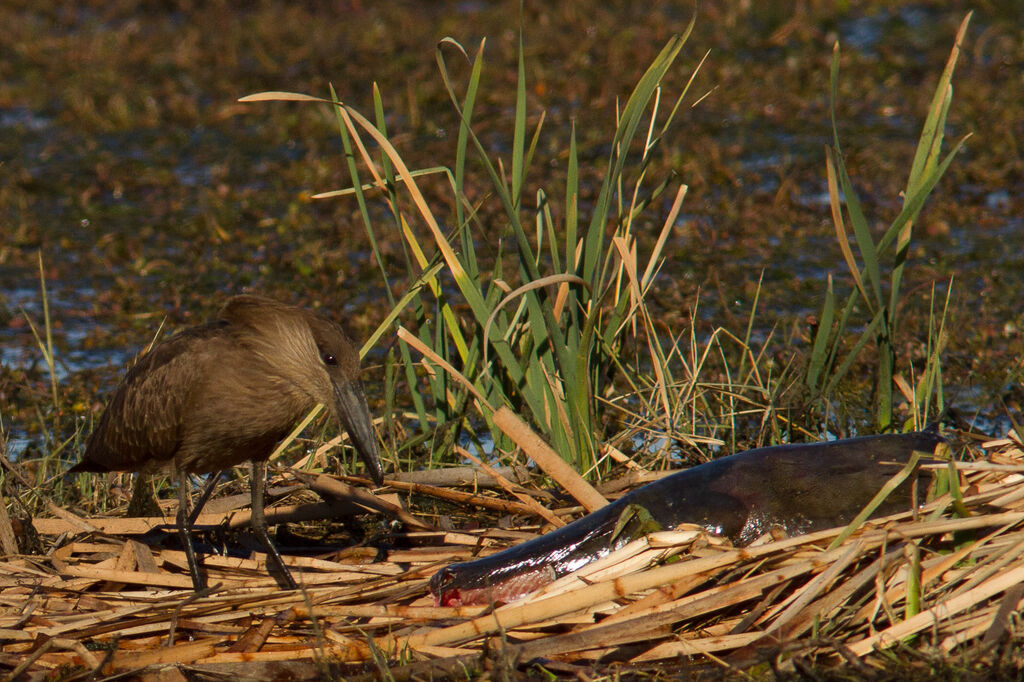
[{"left": 430, "top": 430, "right": 945, "bottom": 606}]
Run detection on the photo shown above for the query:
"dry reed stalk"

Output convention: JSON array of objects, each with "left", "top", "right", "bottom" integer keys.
[
  {"left": 456, "top": 445, "right": 566, "bottom": 527},
  {"left": 4, "top": 437, "right": 1024, "bottom": 678},
  {"left": 338, "top": 473, "right": 557, "bottom": 517},
  {"left": 492, "top": 406, "right": 608, "bottom": 511},
  {"left": 848, "top": 560, "right": 1024, "bottom": 655}
]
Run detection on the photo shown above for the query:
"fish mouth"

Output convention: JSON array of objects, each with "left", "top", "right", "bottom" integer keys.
[
  {"left": 431, "top": 564, "right": 558, "bottom": 607},
  {"left": 333, "top": 381, "right": 384, "bottom": 486}
]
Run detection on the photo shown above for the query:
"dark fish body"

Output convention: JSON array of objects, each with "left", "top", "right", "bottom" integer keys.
[{"left": 431, "top": 430, "right": 945, "bottom": 606}]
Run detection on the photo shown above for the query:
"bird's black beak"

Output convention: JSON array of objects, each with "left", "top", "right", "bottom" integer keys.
[{"left": 333, "top": 381, "right": 384, "bottom": 486}]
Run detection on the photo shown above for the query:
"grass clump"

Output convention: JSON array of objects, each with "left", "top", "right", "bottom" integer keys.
[
  {"left": 245, "top": 17, "right": 721, "bottom": 474},
  {"left": 244, "top": 11, "right": 971, "bottom": 475},
  {"left": 805, "top": 14, "right": 971, "bottom": 433}
]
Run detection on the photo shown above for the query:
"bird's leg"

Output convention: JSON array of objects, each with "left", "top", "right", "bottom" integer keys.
[
  {"left": 176, "top": 469, "right": 206, "bottom": 591},
  {"left": 249, "top": 460, "right": 297, "bottom": 590},
  {"left": 188, "top": 471, "right": 222, "bottom": 526}
]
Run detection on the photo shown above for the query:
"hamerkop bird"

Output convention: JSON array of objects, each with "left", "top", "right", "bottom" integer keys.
[{"left": 69, "top": 294, "right": 384, "bottom": 590}]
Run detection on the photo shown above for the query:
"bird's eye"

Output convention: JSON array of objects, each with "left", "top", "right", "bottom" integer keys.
[{"left": 322, "top": 352, "right": 338, "bottom": 366}]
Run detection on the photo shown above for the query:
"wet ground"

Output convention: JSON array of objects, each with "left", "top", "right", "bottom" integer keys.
[{"left": 1, "top": 1, "right": 1022, "bottom": 461}]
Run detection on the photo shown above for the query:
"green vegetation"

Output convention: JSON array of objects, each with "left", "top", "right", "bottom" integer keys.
[
  {"left": 248, "top": 25, "right": 706, "bottom": 474},
  {"left": 243, "top": 13, "right": 971, "bottom": 479},
  {"left": 807, "top": 15, "right": 971, "bottom": 432},
  {"left": 4, "top": 3, "right": 1018, "bottom": 492},
  {"left": 0, "top": 7, "right": 989, "bottom": 500},
  {"left": 2, "top": 2, "right": 1023, "bottom": 678}
]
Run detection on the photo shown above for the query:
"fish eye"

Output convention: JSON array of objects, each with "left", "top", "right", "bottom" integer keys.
[{"left": 322, "top": 352, "right": 338, "bottom": 366}]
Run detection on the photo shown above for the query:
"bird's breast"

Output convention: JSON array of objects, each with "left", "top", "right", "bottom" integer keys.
[{"left": 173, "top": 380, "right": 313, "bottom": 474}]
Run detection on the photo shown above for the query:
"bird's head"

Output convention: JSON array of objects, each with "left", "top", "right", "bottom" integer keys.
[{"left": 221, "top": 295, "right": 384, "bottom": 486}]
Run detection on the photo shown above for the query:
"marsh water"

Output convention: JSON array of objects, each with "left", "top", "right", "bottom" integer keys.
[{"left": 2, "top": 2, "right": 1021, "bottom": 461}]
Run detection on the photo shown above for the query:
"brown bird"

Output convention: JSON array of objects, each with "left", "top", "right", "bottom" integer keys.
[{"left": 69, "top": 294, "right": 384, "bottom": 590}]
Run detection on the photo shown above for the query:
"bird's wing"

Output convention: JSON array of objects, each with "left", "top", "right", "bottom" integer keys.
[{"left": 78, "top": 322, "right": 228, "bottom": 472}]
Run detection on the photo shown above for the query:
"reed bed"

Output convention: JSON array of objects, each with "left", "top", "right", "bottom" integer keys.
[{"left": 2, "top": 432, "right": 1023, "bottom": 679}]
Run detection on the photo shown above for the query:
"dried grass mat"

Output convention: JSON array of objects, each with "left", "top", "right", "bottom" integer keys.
[{"left": 4, "top": 436, "right": 1024, "bottom": 679}]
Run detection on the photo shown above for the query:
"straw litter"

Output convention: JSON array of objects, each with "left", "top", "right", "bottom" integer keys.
[{"left": 3, "top": 432, "right": 1024, "bottom": 679}]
